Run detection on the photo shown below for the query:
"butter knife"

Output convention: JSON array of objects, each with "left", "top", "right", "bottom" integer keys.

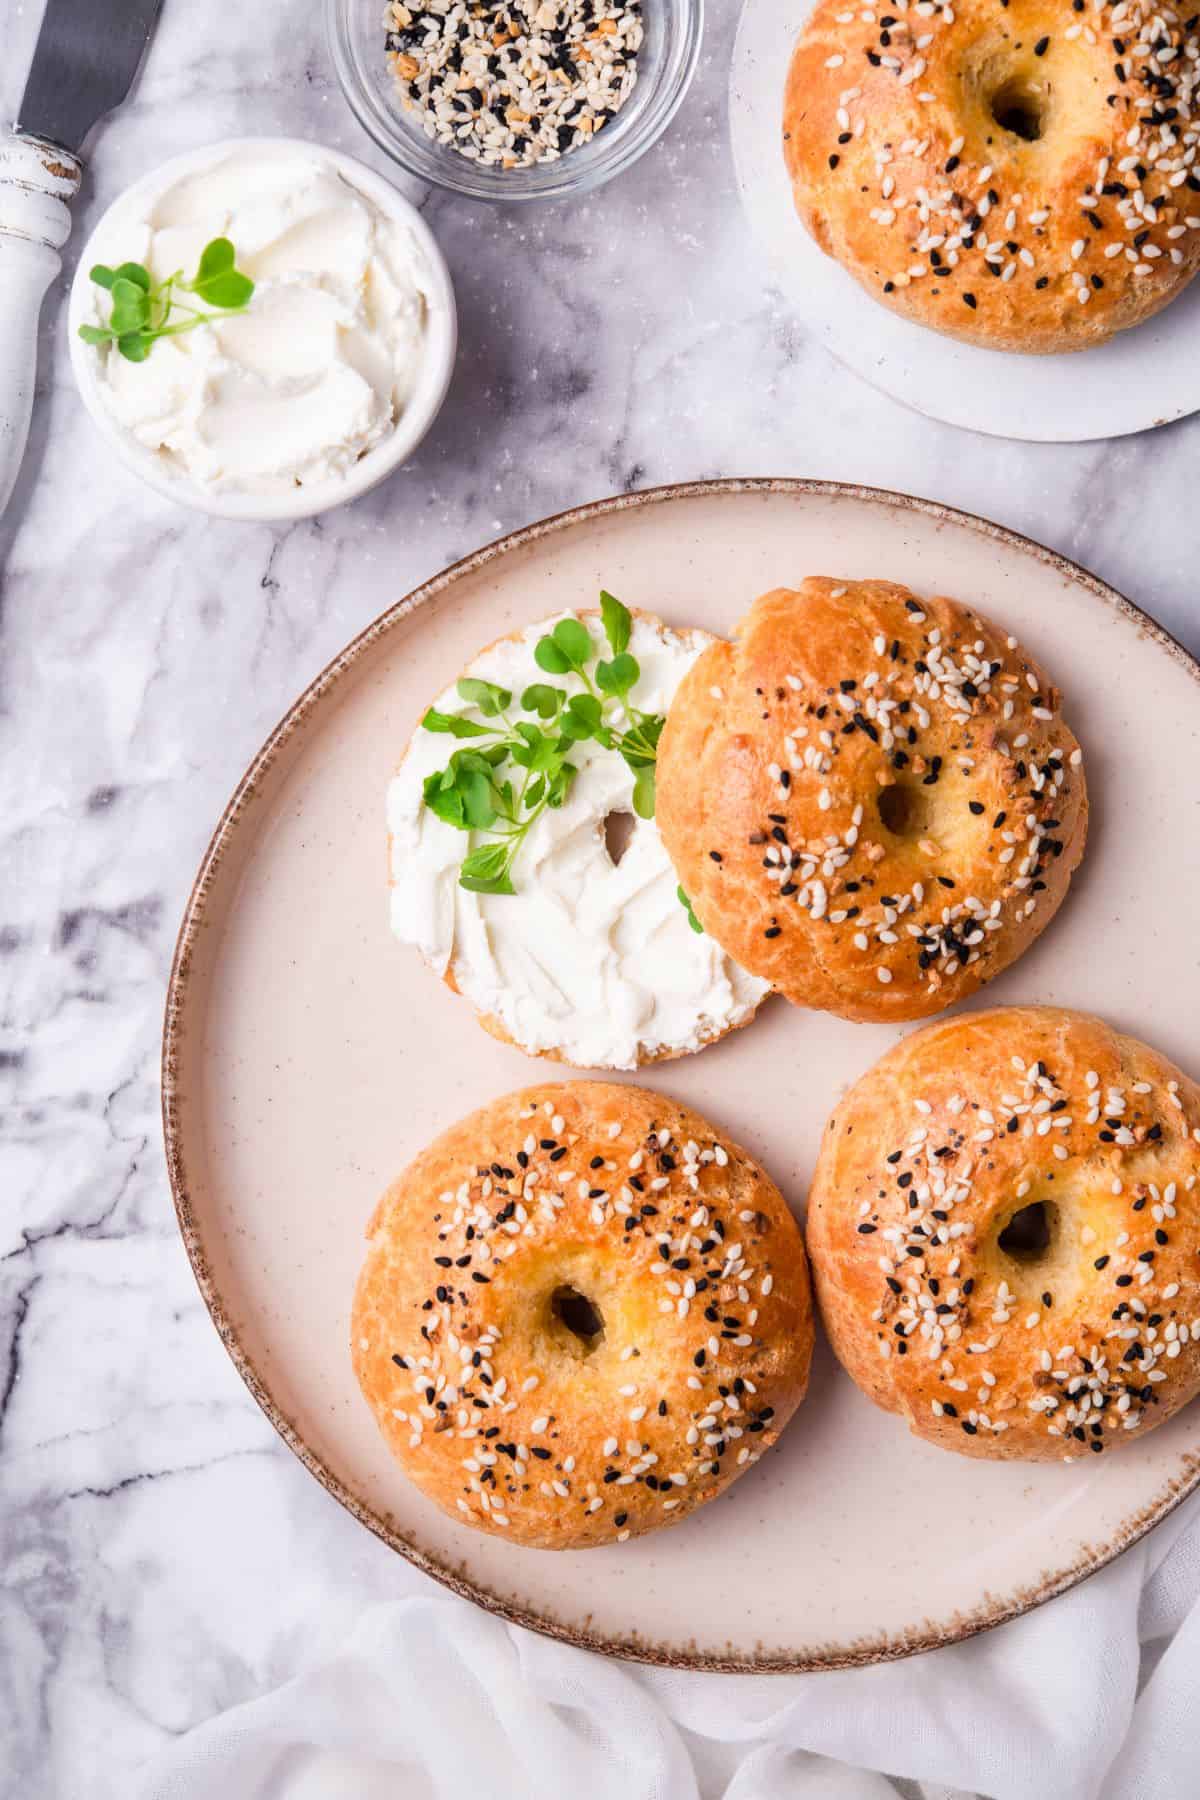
[{"left": 1, "top": 0, "right": 163, "bottom": 515}]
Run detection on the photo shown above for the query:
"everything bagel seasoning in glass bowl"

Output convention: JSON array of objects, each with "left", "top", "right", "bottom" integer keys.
[{"left": 328, "top": 0, "right": 703, "bottom": 200}]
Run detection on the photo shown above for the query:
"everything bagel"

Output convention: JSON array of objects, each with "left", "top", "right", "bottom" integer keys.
[
  {"left": 655, "top": 578, "right": 1087, "bottom": 1024},
  {"left": 806, "top": 1008, "right": 1200, "bottom": 1461},
  {"left": 352, "top": 1083, "right": 814, "bottom": 1547},
  {"left": 783, "top": 0, "right": 1200, "bottom": 352}
]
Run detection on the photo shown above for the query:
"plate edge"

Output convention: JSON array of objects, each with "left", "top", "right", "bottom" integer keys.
[{"left": 160, "top": 476, "right": 1200, "bottom": 1671}]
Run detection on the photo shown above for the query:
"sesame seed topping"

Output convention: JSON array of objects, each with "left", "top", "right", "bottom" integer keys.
[
  {"left": 789, "top": 0, "right": 1200, "bottom": 346},
  {"left": 384, "top": 0, "right": 644, "bottom": 173}
]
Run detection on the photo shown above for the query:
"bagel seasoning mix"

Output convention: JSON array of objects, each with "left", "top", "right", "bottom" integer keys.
[{"left": 385, "top": 0, "right": 644, "bottom": 169}]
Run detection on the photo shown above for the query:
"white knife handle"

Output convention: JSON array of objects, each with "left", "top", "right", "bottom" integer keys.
[{"left": 0, "top": 135, "right": 80, "bottom": 517}]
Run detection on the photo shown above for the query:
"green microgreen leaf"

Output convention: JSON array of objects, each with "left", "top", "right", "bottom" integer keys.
[
  {"left": 450, "top": 749, "right": 500, "bottom": 776},
  {"left": 195, "top": 236, "right": 236, "bottom": 281},
  {"left": 418, "top": 598, "right": 665, "bottom": 896},
  {"left": 566, "top": 693, "right": 602, "bottom": 733},
  {"left": 619, "top": 714, "right": 663, "bottom": 769},
  {"left": 460, "top": 770, "right": 497, "bottom": 830},
  {"left": 460, "top": 843, "right": 517, "bottom": 895},
  {"left": 596, "top": 652, "right": 639, "bottom": 697},
  {"left": 677, "top": 887, "right": 704, "bottom": 934},
  {"left": 80, "top": 237, "right": 254, "bottom": 362},
  {"left": 632, "top": 764, "right": 656, "bottom": 820},
  {"left": 520, "top": 683, "right": 564, "bottom": 719},
  {"left": 552, "top": 616, "right": 593, "bottom": 669},
  {"left": 422, "top": 707, "right": 491, "bottom": 738},
  {"left": 600, "top": 590, "right": 632, "bottom": 655},
  {"left": 109, "top": 276, "right": 151, "bottom": 335},
  {"left": 460, "top": 871, "right": 518, "bottom": 896},
  {"left": 456, "top": 676, "right": 511, "bottom": 716},
  {"left": 422, "top": 771, "right": 466, "bottom": 828},
  {"left": 534, "top": 636, "right": 571, "bottom": 675},
  {"left": 192, "top": 268, "right": 255, "bottom": 309},
  {"left": 547, "top": 763, "right": 578, "bottom": 807},
  {"left": 528, "top": 735, "right": 564, "bottom": 774}
]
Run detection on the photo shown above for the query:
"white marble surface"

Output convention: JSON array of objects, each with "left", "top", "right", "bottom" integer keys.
[{"left": 2, "top": 3, "right": 1200, "bottom": 1796}]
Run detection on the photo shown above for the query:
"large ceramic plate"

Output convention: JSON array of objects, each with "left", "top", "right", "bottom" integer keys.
[
  {"left": 730, "top": 0, "right": 1200, "bottom": 443},
  {"left": 163, "top": 481, "right": 1200, "bottom": 1671}
]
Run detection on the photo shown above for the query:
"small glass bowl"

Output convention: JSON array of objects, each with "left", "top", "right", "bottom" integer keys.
[{"left": 327, "top": 0, "right": 704, "bottom": 203}]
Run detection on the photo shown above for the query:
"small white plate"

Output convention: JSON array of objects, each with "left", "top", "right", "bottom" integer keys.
[
  {"left": 730, "top": 0, "right": 1200, "bottom": 443},
  {"left": 164, "top": 480, "right": 1200, "bottom": 1671}
]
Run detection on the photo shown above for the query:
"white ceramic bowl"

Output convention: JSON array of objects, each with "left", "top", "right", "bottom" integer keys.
[{"left": 67, "top": 137, "right": 457, "bottom": 522}]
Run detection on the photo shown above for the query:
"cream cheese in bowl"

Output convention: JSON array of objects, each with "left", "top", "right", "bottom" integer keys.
[{"left": 68, "top": 139, "right": 456, "bottom": 520}]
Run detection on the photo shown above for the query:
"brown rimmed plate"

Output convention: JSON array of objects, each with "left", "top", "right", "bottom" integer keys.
[{"left": 163, "top": 480, "right": 1200, "bottom": 1671}]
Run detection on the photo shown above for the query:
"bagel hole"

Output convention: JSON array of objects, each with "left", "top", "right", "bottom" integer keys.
[
  {"left": 998, "top": 1199, "right": 1057, "bottom": 1261},
  {"left": 990, "top": 80, "right": 1044, "bottom": 142},
  {"left": 877, "top": 781, "right": 931, "bottom": 839},
  {"left": 551, "top": 1284, "right": 605, "bottom": 1350},
  {"left": 603, "top": 810, "right": 636, "bottom": 866}
]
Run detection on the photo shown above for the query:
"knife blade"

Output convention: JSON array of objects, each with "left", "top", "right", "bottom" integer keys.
[
  {"left": 17, "top": 0, "right": 165, "bottom": 156},
  {"left": 0, "top": 0, "right": 165, "bottom": 516}
]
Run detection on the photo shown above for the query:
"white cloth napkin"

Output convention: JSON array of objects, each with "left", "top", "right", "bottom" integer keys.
[{"left": 137, "top": 1488, "right": 1200, "bottom": 1800}]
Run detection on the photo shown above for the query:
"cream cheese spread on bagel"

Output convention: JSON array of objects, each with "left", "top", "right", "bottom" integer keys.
[{"left": 387, "top": 610, "right": 770, "bottom": 1069}]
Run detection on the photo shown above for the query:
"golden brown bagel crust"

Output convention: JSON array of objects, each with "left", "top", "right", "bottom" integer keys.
[
  {"left": 352, "top": 1083, "right": 813, "bottom": 1548},
  {"left": 783, "top": 0, "right": 1200, "bottom": 353},
  {"left": 807, "top": 1007, "right": 1200, "bottom": 1462},
  {"left": 655, "top": 579, "right": 1087, "bottom": 1024}
]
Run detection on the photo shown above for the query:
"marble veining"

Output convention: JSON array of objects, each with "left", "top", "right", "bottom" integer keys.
[{"left": 2, "top": 3, "right": 1199, "bottom": 1795}]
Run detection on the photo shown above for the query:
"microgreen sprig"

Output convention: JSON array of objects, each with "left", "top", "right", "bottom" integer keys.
[
  {"left": 77, "top": 237, "right": 255, "bottom": 364},
  {"left": 677, "top": 887, "right": 704, "bottom": 934},
  {"left": 420, "top": 592, "right": 667, "bottom": 897}
]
